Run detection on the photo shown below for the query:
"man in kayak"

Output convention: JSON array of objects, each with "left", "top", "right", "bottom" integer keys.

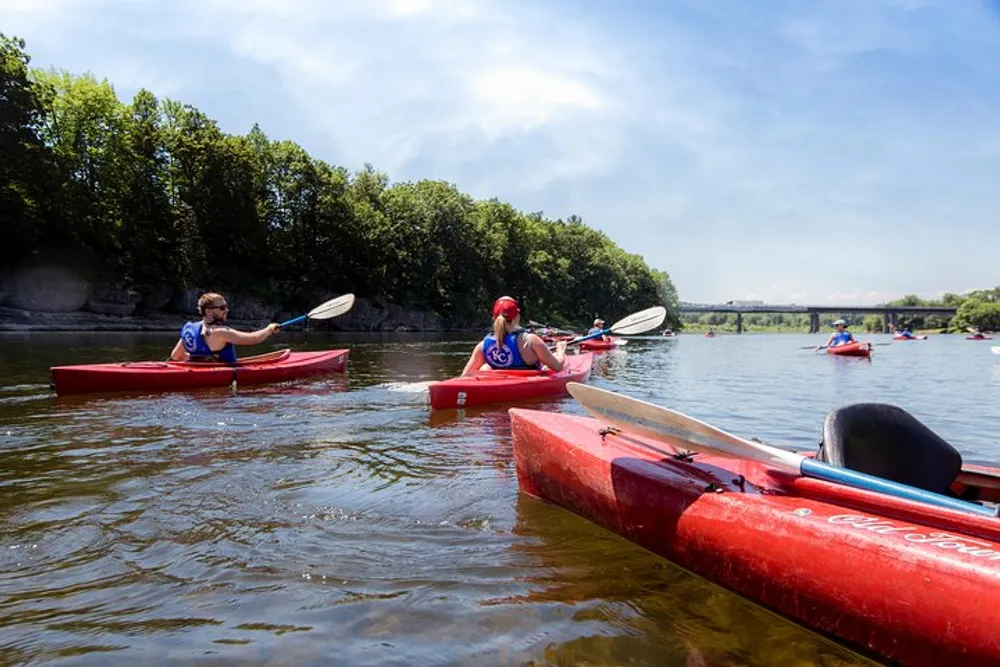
[
  {"left": 462, "top": 296, "right": 567, "bottom": 374},
  {"left": 169, "top": 292, "right": 280, "bottom": 363},
  {"left": 587, "top": 318, "right": 611, "bottom": 342},
  {"left": 821, "top": 319, "right": 856, "bottom": 349},
  {"left": 894, "top": 328, "right": 915, "bottom": 339}
]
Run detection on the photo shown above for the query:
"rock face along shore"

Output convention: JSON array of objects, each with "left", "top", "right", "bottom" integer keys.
[{"left": 0, "top": 264, "right": 443, "bottom": 333}]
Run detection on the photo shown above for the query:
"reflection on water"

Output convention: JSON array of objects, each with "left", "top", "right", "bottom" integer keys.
[{"left": 5, "top": 331, "right": 995, "bottom": 664}]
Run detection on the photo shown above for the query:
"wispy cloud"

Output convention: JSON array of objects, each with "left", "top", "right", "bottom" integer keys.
[{"left": 2, "top": 0, "right": 999, "bottom": 305}]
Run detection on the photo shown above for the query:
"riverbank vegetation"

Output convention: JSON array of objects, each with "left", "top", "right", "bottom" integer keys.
[
  {"left": 680, "top": 289, "right": 1000, "bottom": 334},
  {"left": 1, "top": 34, "right": 679, "bottom": 327}
]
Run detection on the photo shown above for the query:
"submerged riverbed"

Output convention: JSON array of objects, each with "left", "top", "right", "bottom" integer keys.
[{"left": 3, "top": 331, "right": 998, "bottom": 665}]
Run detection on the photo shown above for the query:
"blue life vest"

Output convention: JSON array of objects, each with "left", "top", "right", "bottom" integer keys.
[
  {"left": 483, "top": 331, "right": 540, "bottom": 370},
  {"left": 181, "top": 321, "right": 237, "bottom": 363},
  {"left": 587, "top": 327, "right": 604, "bottom": 336},
  {"left": 831, "top": 330, "right": 854, "bottom": 346}
]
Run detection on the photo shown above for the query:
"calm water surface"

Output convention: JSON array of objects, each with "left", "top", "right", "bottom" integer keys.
[{"left": 2, "top": 331, "right": 998, "bottom": 666}]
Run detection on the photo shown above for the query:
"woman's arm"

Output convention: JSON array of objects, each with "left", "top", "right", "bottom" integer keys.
[
  {"left": 462, "top": 342, "right": 486, "bottom": 375},
  {"left": 528, "top": 335, "right": 566, "bottom": 371}
]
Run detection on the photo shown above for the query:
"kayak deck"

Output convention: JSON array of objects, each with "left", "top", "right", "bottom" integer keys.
[
  {"left": 510, "top": 408, "right": 1000, "bottom": 666},
  {"left": 578, "top": 337, "right": 627, "bottom": 351},
  {"left": 50, "top": 348, "right": 350, "bottom": 395},
  {"left": 428, "top": 352, "right": 593, "bottom": 410},
  {"left": 827, "top": 341, "right": 871, "bottom": 357}
]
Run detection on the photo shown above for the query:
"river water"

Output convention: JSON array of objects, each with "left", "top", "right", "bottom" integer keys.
[{"left": 2, "top": 331, "right": 998, "bottom": 665}]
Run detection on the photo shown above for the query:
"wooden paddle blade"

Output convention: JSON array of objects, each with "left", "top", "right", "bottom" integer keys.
[
  {"left": 565, "top": 382, "right": 803, "bottom": 470},
  {"left": 307, "top": 293, "right": 355, "bottom": 320},
  {"left": 608, "top": 306, "right": 667, "bottom": 335}
]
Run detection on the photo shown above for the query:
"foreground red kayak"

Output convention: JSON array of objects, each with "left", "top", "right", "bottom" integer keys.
[
  {"left": 51, "top": 348, "right": 350, "bottom": 395},
  {"left": 577, "top": 337, "right": 626, "bottom": 351},
  {"left": 428, "top": 353, "right": 593, "bottom": 410},
  {"left": 511, "top": 407, "right": 1000, "bottom": 666},
  {"left": 827, "top": 341, "right": 871, "bottom": 357}
]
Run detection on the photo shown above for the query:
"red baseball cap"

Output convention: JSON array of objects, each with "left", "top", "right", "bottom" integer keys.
[{"left": 492, "top": 296, "right": 520, "bottom": 321}]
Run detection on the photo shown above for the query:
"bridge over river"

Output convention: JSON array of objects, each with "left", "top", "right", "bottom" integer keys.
[{"left": 679, "top": 303, "right": 957, "bottom": 334}]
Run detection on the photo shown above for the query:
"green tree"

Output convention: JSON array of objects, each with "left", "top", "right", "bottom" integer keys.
[{"left": 0, "top": 34, "right": 60, "bottom": 261}]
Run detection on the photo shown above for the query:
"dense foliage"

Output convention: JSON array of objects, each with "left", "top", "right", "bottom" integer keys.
[{"left": 1, "top": 34, "right": 679, "bottom": 327}]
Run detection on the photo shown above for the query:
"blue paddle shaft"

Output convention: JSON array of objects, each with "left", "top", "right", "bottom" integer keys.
[
  {"left": 567, "top": 328, "right": 610, "bottom": 346},
  {"left": 279, "top": 314, "right": 307, "bottom": 328},
  {"left": 800, "top": 458, "right": 996, "bottom": 517}
]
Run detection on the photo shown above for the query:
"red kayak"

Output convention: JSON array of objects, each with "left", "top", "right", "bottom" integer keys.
[
  {"left": 511, "top": 408, "right": 1000, "bottom": 666},
  {"left": 827, "top": 341, "right": 871, "bottom": 357},
  {"left": 967, "top": 336, "right": 994, "bottom": 341},
  {"left": 428, "top": 353, "right": 593, "bottom": 410},
  {"left": 577, "top": 337, "right": 626, "bottom": 352},
  {"left": 51, "top": 348, "right": 350, "bottom": 396},
  {"left": 893, "top": 335, "right": 927, "bottom": 340}
]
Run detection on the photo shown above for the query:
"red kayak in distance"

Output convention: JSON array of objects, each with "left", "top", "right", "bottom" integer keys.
[
  {"left": 577, "top": 337, "right": 627, "bottom": 352},
  {"left": 967, "top": 335, "right": 994, "bottom": 340},
  {"left": 827, "top": 341, "right": 872, "bottom": 357},
  {"left": 510, "top": 408, "right": 1000, "bottom": 667},
  {"left": 428, "top": 353, "right": 593, "bottom": 410},
  {"left": 893, "top": 335, "right": 927, "bottom": 340},
  {"left": 50, "top": 348, "right": 350, "bottom": 396}
]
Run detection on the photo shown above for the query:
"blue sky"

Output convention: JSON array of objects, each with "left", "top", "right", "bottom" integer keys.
[{"left": 3, "top": 0, "right": 1000, "bottom": 305}]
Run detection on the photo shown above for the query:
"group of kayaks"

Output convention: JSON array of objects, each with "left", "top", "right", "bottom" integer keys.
[{"left": 46, "top": 319, "right": 1000, "bottom": 664}]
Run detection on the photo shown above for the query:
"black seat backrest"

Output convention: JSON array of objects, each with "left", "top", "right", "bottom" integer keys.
[{"left": 816, "top": 403, "right": 962, "bottom": 496}]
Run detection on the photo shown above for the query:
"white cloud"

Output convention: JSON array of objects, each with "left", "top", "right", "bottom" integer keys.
[{"left": 2, "top": 0, "right": 999, "bottom": 303}]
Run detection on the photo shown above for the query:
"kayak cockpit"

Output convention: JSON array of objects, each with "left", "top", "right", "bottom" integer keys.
[{"left": 815, "top": 402, "right": 1000, "bottom": 509}]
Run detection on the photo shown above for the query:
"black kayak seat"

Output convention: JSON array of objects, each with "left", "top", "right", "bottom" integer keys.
[{"left": 816, "top": 403, "right": 962, "bottom": 496}]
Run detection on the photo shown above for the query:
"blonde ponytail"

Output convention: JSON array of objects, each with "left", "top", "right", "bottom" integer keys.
[{"left": 493, "top": 314, "right": 507, "bottom": 343}]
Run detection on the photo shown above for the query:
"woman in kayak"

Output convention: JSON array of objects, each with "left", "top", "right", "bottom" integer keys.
[
  {"left": 587, "top": 318, "right": 611, "bottom": 342},
  {"left": 462, "top": 296, "right": 567, "bottom": 374},
  {"left": 169, "top": 292, "right": 280, "bottom": 363},
  {"left": 821, "top": 319, "right": 856, "bottom": 349}
]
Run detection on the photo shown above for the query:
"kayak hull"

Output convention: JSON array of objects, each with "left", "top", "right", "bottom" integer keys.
[
  {"left": 577, "top": 337, "right": 626, "bottom": 351},
  {"left": 967, "top": 336, "right": 994, "bottom": 340},
  {"left": 893, "top": 335, "right": 927, "bottom": 340},
  {"left": 51, "top": 349, "right": 350, "bottom": 396},
  {"left": 510, "top": 409, "right": 1000, "bottom": 666},
  {"left": 827, "top": 341, "right": 871, "bottom": 357},
  {"left": 428, "top": 353, "right": 593, "bottom": 410}
]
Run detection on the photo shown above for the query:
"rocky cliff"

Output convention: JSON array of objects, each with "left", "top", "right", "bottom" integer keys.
[{"left": 0, "top": 263, "right": 443, "bottom": 332}]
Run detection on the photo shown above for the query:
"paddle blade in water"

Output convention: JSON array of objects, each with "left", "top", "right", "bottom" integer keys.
[
  {"left": 992, "top": 346, "right": 1000, "bottom": 355},
  {"left": 308, "top": 293, "right": 355, "bottom": 320},
  {"left": 609, "top": 306, "right": 667, "bottom": 335}
]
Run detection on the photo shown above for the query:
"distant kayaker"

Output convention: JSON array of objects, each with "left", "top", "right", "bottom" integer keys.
[
  {"left": 588, "top": 318, "right": 610, "bottom": 342},
  {"left": 462, "top": 296, "right": 567, "bottom": 374},
  {"left": 169, "top": 292, "right": 280, "bottom": 363},
  {"left": 821, "top": 319, "right": 856, "bottom": 349},
  {"left": 895, "top": 328, "right": 914, "bottom": 339}
]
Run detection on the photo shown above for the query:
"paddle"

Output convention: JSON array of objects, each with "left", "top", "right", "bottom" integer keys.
[
  {"left": 802, "top": 342, "right": 887, "bottom": 351},
  {"left": 278, "top": 293, "right": 356, "bottom": 328},
  {"left": 563, "top": 306, "right": 667, "bottom": 347},
  {"left": 565, "top": 383, "right": 997, "bottom": 517},
  {"left": 992, "top": 346, "right": 1000, "bottom": 355}
]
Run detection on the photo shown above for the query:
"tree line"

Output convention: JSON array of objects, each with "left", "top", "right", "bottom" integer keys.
[{"left": 1, "top": 34, "right": 680, "bottom": 327}]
